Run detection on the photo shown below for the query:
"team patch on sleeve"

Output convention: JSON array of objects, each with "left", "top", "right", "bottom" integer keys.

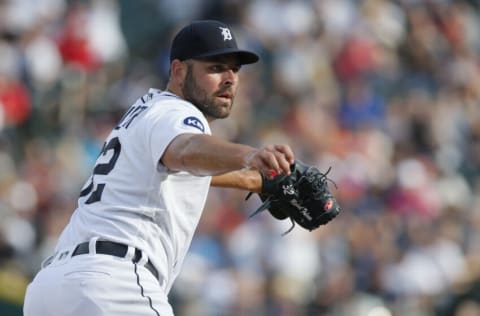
[{"left": 183, "top": 116, "right": 205, "bottom": 132}]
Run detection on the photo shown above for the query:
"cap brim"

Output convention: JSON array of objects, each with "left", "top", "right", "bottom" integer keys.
[{"left": 192, "top": 48, "right": 259, "bottom": 65}]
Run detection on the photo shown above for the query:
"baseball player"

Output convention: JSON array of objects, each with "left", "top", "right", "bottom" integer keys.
[{"left": 23, "top": 20, "right": 295, "bottom": 316}]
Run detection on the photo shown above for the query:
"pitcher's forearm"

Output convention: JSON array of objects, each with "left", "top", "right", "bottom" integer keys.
[
  {"left": 211, "top": 169, "right": 262, "bottom": 192},
  {"left": 162, "top": 134, "right": 256, "bottom": 175},
  {"left": 162, "top": 133, "right": 294, "bottom": 177}
]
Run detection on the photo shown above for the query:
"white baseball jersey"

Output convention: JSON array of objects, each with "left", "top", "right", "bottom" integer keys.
[{"left": 55, "top": 88, "right": 212, "bottom": 293}]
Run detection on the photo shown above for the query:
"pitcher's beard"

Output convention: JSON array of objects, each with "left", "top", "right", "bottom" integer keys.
[{"left": 182, "top": 66, "right": 234, "bottom": 119}]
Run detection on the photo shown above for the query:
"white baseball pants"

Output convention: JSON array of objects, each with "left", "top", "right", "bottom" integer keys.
[{"left": 23, "top": 241, "right": 174, "bottom": 316}]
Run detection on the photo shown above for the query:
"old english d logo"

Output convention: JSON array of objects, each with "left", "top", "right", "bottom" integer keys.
[
  {"left": 282, "top": 184, "right": 295, "bottom": 195},
  {"left": 219, "top": 27, "right": 232, "bottom": 41}
]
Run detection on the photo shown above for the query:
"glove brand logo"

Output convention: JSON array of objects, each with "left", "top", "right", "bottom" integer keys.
[
  {"left": 219, "top": 27, "right": 233, "bottom": 41},
  {"left": 324, "top": 199, "right": 333, "bottom": 211},
  {"left": 183, "top": 116, "right": 205, "bottom": 132},
  {"left": 282, "top": 184, "right": 295, "bottom": 195},
  {"left": 291, "top": 199, "right": 312, "bottom": 220}
]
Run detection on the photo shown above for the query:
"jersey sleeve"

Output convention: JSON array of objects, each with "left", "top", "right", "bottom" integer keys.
[{"left": 142, "top": 102, "right": 211, "bottom": 169}]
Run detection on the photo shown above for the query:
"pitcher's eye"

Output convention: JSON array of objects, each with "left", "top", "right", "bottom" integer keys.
[{"left": 210, "top": 65, "right": 224, "bottom": 72}]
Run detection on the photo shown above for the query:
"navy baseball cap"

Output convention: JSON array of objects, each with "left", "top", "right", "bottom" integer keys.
[{"left": 170, "top": 20, "right": 259, "bottom": 65}]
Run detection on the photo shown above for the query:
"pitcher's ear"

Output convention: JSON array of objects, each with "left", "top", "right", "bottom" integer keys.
[{"left": 170, "top": 59, "right": 188, "bottom": 86}]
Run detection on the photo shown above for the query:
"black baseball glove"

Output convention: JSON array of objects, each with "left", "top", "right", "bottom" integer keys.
[{"left": 247, "top": 160, "right": 341, "bottom": 235}]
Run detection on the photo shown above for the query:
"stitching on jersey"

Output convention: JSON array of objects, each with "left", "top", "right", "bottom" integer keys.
[{"left": 160, "top": 91, "right": 181, "bottom": 99}]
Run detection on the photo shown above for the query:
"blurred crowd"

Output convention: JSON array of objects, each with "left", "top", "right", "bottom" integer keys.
[{"left": 1, "top": 0, "right": 480, "bottom": 315}]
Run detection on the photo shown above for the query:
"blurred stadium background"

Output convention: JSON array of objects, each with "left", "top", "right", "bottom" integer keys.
[{"left": 1, "top": 0, "right": 480, "bottom": 315}]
